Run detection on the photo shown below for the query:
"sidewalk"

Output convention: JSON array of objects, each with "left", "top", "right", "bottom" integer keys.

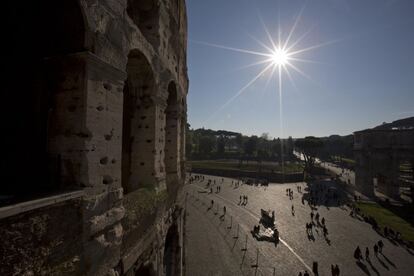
[{"left": 184, "top": 196, "right": 245, "bottom": 276}]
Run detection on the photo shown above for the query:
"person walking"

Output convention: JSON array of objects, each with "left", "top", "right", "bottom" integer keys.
[
  {"left": 312, "top": 261, "right": 319, "bottom": 276},
  {"left": 378, "top": 240, "right": 384, "bottom": 253},
  {"left": 334, "top": 264, "right": 340, "bottom": 276},
  {"left": 304, "top": 270, "right": 310, "bottom": 276},
  {"left": 354, "top": 246, "right": 362, "bottom": 261},
  {"left": 374, "top": 244, "right": 379, "bottom": 256},
  {"left": 365, "top": 247, "right": 370, "bottom": 261}
]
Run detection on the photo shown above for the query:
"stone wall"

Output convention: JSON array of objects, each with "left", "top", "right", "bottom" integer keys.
[
  {"left": 0, "top": 198, "right": 84, "bottom": 276},
  {"left": 1, "top": 0, "right": 188, "bottom": 275}
]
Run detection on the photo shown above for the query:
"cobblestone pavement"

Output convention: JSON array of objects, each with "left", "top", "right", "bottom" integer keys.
[{"left": 184, "top": 174, "right": 414, "bottom": 276}]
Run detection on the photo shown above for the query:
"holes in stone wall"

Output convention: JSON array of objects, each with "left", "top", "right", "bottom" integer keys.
[
  {"left": 122, "top": 49, "right": 156, "bottom": 194},
  {"left": 102, "top": 175, "right": 113, "bottom": 185},
  {"left": 103, "top": 83, "right": 112, "bottom": 91},
  {"left": 127, "top": 0, "right": 160, "bottom": 49},
  {"left": 165, "top": 82, "right": 179, "bottom": 177},
  {"left": 100, "top": 157, "right": 108, "bottom": 165}
]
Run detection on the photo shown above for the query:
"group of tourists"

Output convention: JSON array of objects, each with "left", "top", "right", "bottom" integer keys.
[
  {"left": 188, "top": 174, "right": 204, "bottom": 184},
  {"left": 330, "top": 264, "right": 340, "bottom": 276},
  {"left": 305, "top": 211, "right": 328, "bottom": 239},
  {"left": 238, "top": 195, "right": 248, "bottom": 205},
  {"left": 354, "top": 240, "right": 384, "bottom": 263},
  {"left": 384, "top": 226, "right": 402, "bottom": 242},
  {"left": 215, "top": 185, "right": 221, "bottom": 193},
  {"left": 232, "top": 180, "right": 242, "bottom": 188},
  {"left": 298, "top": 263, "right": 340, "bottom": 276},
  {"left": 286, "top": 188, "right": 294, "bottom": 200}
]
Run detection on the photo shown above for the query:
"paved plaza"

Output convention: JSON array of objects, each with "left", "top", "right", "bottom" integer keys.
[{"left": 184, "top": 174, "right": 414, "bottom": 276}]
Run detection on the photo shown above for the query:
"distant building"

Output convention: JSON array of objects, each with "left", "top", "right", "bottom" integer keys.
[
  {"left": 1, "top": 1, "right": 188, "bottom": 275},
  {"left": 354, "top": 118, "right": 414, "bottom": 199}
]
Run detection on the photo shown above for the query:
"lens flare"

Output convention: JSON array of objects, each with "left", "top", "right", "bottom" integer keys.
[{"left": 271, "top": 47, "right": 289, "bottom": 66}]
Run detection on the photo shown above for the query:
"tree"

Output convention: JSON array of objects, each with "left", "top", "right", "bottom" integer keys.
[
  {"left": 295, "top": 136, "right": 323, "bottom": 174},
  {"left": 185, "top": 123, "right": 193, "bottom": 158},
  {"left": 217, "top": 135, "right": 226, "bottom": 155},
  {"left": 244, "top": 136, "right": 258, "bottom": 160},
  {"left": 199, "top": 135, "right": 215, "bottom": 156}
]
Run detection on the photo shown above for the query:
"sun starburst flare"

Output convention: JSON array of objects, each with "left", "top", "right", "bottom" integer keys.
[
  {"left": 192, "top": 6, "right": 338, "bottom": 177},
  {"left": 193, "top": 6, "right": 339, "bottom": 124}
]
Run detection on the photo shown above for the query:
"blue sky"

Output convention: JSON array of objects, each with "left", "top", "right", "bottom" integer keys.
[{"left": 186, "top": 0, "right": 414, "bottom": 138}]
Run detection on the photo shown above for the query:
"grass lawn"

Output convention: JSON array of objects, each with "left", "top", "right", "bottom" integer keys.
[
  {"left": 189, "top": 160, "right": 303, "bottom": 174},
  {"left": 356, "top": 202, "right": 414, "bottom": 243}
]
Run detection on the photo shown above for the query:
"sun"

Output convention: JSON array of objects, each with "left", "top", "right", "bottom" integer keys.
[{"left": 271, "top": 47, "right": 289, "bottom": 66}]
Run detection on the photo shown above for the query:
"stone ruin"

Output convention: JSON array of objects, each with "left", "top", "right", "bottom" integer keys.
[
  {"left": 1, "top": 1, "right": 188, "bottom": 275},
  {"left": 354, "top": 127, "right": 414, "bottom": 200}
]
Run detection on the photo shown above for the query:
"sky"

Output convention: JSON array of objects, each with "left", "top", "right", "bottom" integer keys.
[{"left": 186, "top": 0, "right": 414, "bottom": 138}]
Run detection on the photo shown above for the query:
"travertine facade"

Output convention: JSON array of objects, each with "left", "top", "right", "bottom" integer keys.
[
  {"left": 1, "top": 0, "right": 188, "bottom": 275},
  {"left": 354, "top": 129, "right": 414, "bottom": 199}
]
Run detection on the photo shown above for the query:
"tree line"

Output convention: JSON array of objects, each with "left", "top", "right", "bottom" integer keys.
[
  {"left": 186, "top": 125, "right": 355, "bottom": 173},
  {"left": 185, "top": 125, "right": 294, "bottom": 162}
]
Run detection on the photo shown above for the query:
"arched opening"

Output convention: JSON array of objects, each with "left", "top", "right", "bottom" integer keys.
[
  {"left": 163, "top": 224, "right": 180, "bottom": 276},
  {"left": 122, "top": 50, "right": 156, "bottom": 193},
  {"left": 164, "top": 82, "right": 180, "bottom": 194},
  {"left": 135, "top": 263, "right": 156, "bottom": 276},
  {"left": 127, "top": 0, "right": 160, "bottom": 49},
  {"left": 2, "top": 0, "right": 86, "bottom": 205}
]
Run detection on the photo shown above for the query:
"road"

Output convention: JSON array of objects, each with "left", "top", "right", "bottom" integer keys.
[{"left": 184, "top": 174, "right": 414, "bottom": 276}]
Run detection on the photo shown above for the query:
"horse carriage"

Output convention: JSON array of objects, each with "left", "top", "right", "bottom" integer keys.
[{"left": 251, "top": 209, "right": 279, "bottom": 244}]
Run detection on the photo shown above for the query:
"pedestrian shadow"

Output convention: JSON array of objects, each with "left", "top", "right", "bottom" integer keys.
[
  {"left": 375, "top": 255, "right": 389, "bottom": 270},
  {"left": 231, "top": 237, "right": 238, "bottom": 251},
  {"left": 356, "top": 261, "right": 371, "bottom": 275},
  {"left": 367, "top": 259, "right": 380, "bottom": 276},
  {"left": 381, "top": 253, "right": 396, "bottom": 268},
  {"left": 324, "top": 236, "right": 331, "bottom": 246},
  {"left": 240, "top": 249, "right": 247, "bottom": 266}
]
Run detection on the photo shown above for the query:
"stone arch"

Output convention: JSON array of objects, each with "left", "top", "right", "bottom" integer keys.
[
  {"left": 122, "top": 50, "right": 157, "bottom": 193},
  {"left": 135, "top": 263, "right": 156, "bottom": 276},
  {"left": 127, "top": 0, "right": 160, "bottom": 49},
  {"left": 3, "top": 0, "right": 87, "bottom": 197},
  {"left": 164, "top": 82, "right": 180, "bottom": 194},
  {"left": 163, "top": 224, "right": 180, "bottom": 276}
]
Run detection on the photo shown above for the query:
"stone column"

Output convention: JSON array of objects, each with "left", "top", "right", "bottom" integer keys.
[
  {"left": 153, "top": 95, "right": 168, "bottom": 193},
  {"left": 354, "top": 152, "right": 375, "bottom": 197},
  {"left": 72, "top": 52, "right": 126, "bottom": 276},
  {"left": 165, "top": 98, "right": 181, "bottom": 193},
  {"left": 180, "top": 112, "right": 187, "bottom": 182},
  {"left": 383, "top": 153, "right": 400, "bottom": 199}
]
